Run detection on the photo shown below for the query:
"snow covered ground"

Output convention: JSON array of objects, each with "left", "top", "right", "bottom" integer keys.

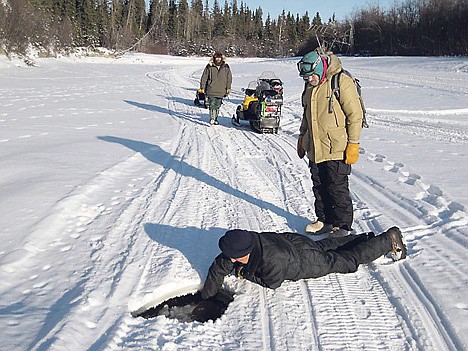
[{"left": 0, "top": 52, "right": 467, "bottom": 351}]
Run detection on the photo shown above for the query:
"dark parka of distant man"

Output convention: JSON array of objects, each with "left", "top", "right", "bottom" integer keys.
[{"left": 200, "top": 51, "right": 232, "bottom": 125}]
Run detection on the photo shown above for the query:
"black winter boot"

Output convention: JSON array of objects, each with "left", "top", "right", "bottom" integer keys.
[{"left": 386, "top": 227, "right": 407, "bottom": 261}]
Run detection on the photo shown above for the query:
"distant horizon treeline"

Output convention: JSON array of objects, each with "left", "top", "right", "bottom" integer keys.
[{"left": 0, "top": 0, "right": 466, "bottom": 57}]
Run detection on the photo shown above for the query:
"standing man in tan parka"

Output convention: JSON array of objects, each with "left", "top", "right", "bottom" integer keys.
[{"left": 297, "top": 50, "right": 363, "bottom": 236}]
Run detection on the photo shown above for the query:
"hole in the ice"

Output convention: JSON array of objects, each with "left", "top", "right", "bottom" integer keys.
[{"left": 132, "top": 290, "right": 234, "bottom": 323}]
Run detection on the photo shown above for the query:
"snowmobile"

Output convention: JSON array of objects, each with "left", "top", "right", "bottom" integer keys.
[
  {"left": 232, "top": 71, "right": 283, "bottom": 134},
  {"left": 194, "top": 88, "right": 208, "bottom": 108}
]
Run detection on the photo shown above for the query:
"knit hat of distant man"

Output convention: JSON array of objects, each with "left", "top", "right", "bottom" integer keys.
[
  {"left": 213, "top": 50, "right": 223, "bottom": 59},
  {"left": 219, "top": 229, "right": 255, "bottom": 259}
]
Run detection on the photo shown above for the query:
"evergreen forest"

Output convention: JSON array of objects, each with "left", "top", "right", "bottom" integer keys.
[{"left": 0, "top": 0, "right": 466, "bottom": 57}]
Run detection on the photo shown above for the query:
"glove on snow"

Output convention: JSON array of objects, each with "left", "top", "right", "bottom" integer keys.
[
  {"left": 235, "top": 265, "right": 245, "bottom": 279},
  {"left": 345, "top": 142, "right": 360, "bottom": 165},
  {"left": 215, "top": 290, "right": 234, "bottom": 304}
]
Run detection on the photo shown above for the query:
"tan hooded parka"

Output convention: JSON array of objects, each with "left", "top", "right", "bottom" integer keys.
[{"left": 301, "top": 54, "right": 363, "bottom": 163}]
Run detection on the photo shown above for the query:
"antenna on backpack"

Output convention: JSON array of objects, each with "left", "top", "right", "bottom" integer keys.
[
  {"left": 315, "top": 34, "right": 326, "bottom": 55},
  {"left": 309, "top": 23, "right": 354, "bottom": 54}
]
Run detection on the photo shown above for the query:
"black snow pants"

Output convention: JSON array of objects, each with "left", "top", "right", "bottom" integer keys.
[
  {"left": 309, "top": 160, "right": 353, "bottom": 231},
  {"left": 297, "top": 233, "right": 392, "bottom": 279}
]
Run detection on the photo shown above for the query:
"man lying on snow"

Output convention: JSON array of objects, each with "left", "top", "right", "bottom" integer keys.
[{"left": 200, "top": 227, "right": 407, "bottom": 299}]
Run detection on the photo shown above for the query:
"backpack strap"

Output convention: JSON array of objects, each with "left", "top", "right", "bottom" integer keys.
[
  {"left": 301, "top": 81, "right": 308, "bottom": 108},
  {"left": 331, "top": 70, "right": 343, "bottom": 101},
  {"left": 331, "top": 69, "right": 369, "bottom": 128},
  {"left": 328, "top": 70, "right": 343, "bottom": 114}
]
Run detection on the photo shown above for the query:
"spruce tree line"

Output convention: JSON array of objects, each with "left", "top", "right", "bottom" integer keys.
[
  {"left": 351, "top": 0, "right": 467, "bottom": 56},
  {"left": 0, "top": 0, "right": 466, "bottom": 57}
]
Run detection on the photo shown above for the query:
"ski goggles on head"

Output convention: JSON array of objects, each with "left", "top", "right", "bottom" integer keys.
[{"left": 297, "top": 55, "right": 321, "bottom": 77}]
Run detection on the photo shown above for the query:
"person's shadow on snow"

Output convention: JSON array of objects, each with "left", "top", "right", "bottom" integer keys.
[
  {"left": 143, "top": 223, "right": 222, "bottom": 278},
  {"left": 124, "top": 100, "right": 208, "bottom": 127},
  {"left": 166, "top": 96, "right": 197, "bottom": 107},
  {"left": 97, "top": 135, "right": 307, "bottom": 231}
]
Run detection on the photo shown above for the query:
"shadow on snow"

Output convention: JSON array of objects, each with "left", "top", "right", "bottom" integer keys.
[{"left": 97, "top": 135, "right": 306, "bottom": 232}]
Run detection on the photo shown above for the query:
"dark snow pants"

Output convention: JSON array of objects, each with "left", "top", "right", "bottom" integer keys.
[
  {"left": 297, "top": 233, "right": 392, "bottom": 279},
  {"left": 309, "top": 160, "right": 353, "bottom": 231}
]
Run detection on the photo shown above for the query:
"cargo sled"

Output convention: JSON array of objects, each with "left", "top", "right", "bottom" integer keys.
[{"left": 194, "top": 88, "right": 208, "bottom": 108}]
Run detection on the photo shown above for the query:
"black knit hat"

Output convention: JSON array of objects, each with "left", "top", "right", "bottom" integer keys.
[{"left": 219, "top": 229, "right": 255, "bottom": 258}]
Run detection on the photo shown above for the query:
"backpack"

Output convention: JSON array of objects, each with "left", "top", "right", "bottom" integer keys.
[{"left": 331, "top": 70, "right": 369, "bottom": 128}]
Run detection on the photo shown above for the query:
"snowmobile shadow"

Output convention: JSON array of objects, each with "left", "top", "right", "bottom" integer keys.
[
  {"left": 124, "top": 100, "right": 208, "bottom": 127},
  {"left": 97, "top": 136, "right": 307, "bottom": 231},
  {"left": 132, "top": 290, "right": 234, "bottom": 323}
]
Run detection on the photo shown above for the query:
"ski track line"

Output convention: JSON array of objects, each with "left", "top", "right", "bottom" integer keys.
[
  {"left": 236, "top": 80, "right": 466, "bottom": 347},
  {"left": 198, "top": 99, "right": 320, "bottom": 349},
  {"left": 350, "top": 148, "right": 468, "bottom": 350},
  {"left": 263, "top": 134, "right": 316, "bottom": 219},
  {"left": 134, "top": 68, "right": 408, "bottom": 350},
  {"left": 267, "top": 281, "right": 320, "bottom": 350},
  {"left": 299, "top": 281, "right": 321, "bottom": 351},
  {"left": 354, "top": 146, "right": 468, "bottom": 245},
  {"left": 220, "top": 124, "right": 316, "bottom": 230},
  {"left": 351, "top": 170, "right": 424, "bottom": 231},
  {"left": 368, "top": 113, "right": 468, "bottom": 144},
  {"left": 304, "top": 268, "right": 408, "bottom": 350},
  {"left": 126, "top": 68, "right": 326, "bottom": 349},
  {"left": 208, "top": 127, "right": 329, "bottom": 350},
  {"left": 259, "top": 287, "right": 274, "bottom": 351},
  {"left": 377, "top": 262, "right": 464, "bottom": 351},
  {"left": 99, "top": 126, "right": 238, "bottom": 349},
  {"left": 22, "top": 154, "right": 166, "bottom": 350},
  {"left": 104, "top": 70, "right": 277, "bottom": 349},
  {"left": 353, "top": 67, "right": 468, "bottom": 97},
  {"left": 86, "top": 66, "right": 466, "bottom": 350},
  {"left": 23, "top": 75, "right": 216, "bottom": 349}
]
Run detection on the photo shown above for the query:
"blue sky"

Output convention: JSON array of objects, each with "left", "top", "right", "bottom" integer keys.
[{"left": 210, "top": 0, "right": 397, "bottom": 21}]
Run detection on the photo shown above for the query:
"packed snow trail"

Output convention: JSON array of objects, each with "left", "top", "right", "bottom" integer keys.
[
  {"left": 0, "top": 55, "right": 467, "bottom": 351},
  {"left": 102, "top": 64, "right": 465, "bottom": 350}
]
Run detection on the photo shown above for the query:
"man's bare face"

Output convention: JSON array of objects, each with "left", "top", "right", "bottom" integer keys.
[
  {"left": 230, "top": 253, "right": 250, "bottom": 264},
  {"left": 307, "top": 73, "right": 320, "bottom": 86}
]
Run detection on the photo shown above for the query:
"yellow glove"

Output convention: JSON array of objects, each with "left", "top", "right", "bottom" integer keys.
[
  {"left": 198, "top": 88, "right": 204, "bottom": 93},
  {"left": 226, "top": 88, "right": 231, "bottom": 95},
  {"left": 345, "top": 143, "right": 360, "bottom": 165}
]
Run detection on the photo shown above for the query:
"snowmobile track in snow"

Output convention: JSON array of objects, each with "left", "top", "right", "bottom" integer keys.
[
  {"left": 25, "top": 63, "right": 465, "bottom": 350},
  {"left": 107, "top": 66, "right": 467, "bottom": 350}
]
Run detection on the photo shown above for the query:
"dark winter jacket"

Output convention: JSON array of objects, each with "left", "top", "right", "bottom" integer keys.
[
  {"left": 201, "top": 231, "right": 324, "bottom": 299},
  {"left": 200, "top": 57, "right": 232, "bottom": 98},
  {"left": 201, "top": 230, "right": 393, "bottom": 299},
  {"left": 300, "top": 54, "right": 363, "bottom": 164}
]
